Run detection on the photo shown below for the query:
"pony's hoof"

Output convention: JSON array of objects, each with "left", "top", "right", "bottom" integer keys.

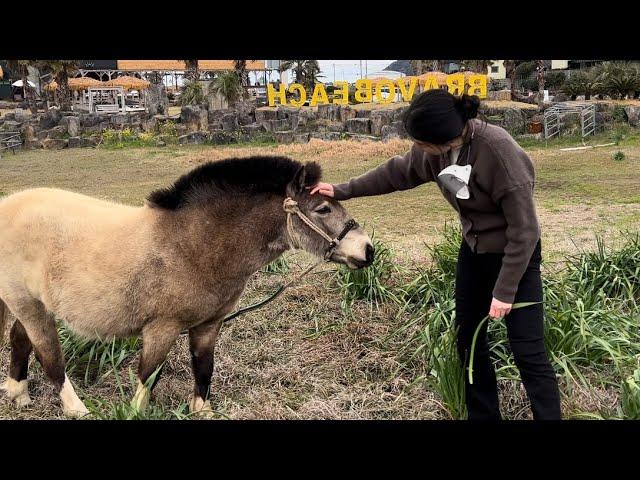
[
  {"left": 14, "top": 392, "right": 33, "bottom": 408},
  {"left": 189, "top": 396, "right": 216, "bottom": 419},
  {"left": 1, "top": 378, "right": 30, "bottom": 406},
  {"left": 63, "top": 404, "right": 90, "bottom": 419}
]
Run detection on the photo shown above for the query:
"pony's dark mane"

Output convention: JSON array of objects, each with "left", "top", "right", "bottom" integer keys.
[{"left": 147, "top": 155, "right": 322, "bottom": 210}]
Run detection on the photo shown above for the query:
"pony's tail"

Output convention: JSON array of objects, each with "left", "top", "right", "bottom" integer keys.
[{"left": 0, "top": 300, "right": 8, "bottom": 346}]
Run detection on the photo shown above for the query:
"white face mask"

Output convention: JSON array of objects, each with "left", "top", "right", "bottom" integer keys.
[
  {"left": 438, "top": 164, "right": 472, "bottom": 199},
  {"left": 436, "top": 123, "right": 475, "bottom": 200}
]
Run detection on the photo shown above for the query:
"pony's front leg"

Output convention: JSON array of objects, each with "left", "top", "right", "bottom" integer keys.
[
  {"left": 188, "top": 318, "right": 223, "bottom": 417},
  {"left": 132, "top": 321, "right": 182, "bottom": 413}
]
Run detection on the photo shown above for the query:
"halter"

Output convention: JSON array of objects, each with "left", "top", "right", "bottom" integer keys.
[{"left": 282, "top": 197, "right": 359, "bottom": 261}]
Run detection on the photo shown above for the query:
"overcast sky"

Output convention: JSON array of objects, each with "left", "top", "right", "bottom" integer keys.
[{"left": 278, "top": 60, "right": 396, "bottom": 84}]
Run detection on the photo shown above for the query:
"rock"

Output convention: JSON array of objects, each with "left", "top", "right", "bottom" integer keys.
[
  {"left": 327, "top": 122, "right": 344, "bottom": 132},
  {"left": 79, "top": 113, "right": 103, "bottom": 128},
  {"left": 339, "top": 106, "right": 357, "bottom": 122},
  {"left": 300, "top": 109, "right": 317, "bottom": 122},
  {"left": 110, "top": 113, "right": 130, "bottom": 127},
  {"left": 2, "top": 120, "right": 21, "bottom": 131},
  {"left": 370, "top": 110, "right": 395, "bottom": 136},
  {"left": 39, "top": 109, "right": 62, "bottom": 129},
  {"left": 85, "top": 121, "right": 110, "bottom": 134},
  {"left": 175, "top": 124, "right": 189, "bottom": 136},
  {"left": 68, "top": 136, "right": 97, "bottom": 148},
  {"left": 488, "top": 90, "right": 512, "bottom": 101},
  {"left": 145, "top": 82, "right": 169, "bottom": 115},
  {"left": 392, "top": 106, "right": 409, "bottom": 121},
  {"left": 624, "top": 106, "right": 640, "bottom": 127},
  {"left": 180, "top": 105, "right": 208, "bottom": 132},
  {"left": 355, "top": 109, "right": 372, "bottom": 118},
  {"left": 347, "top": 133, "right": 380, "bottom": 142},
  {"left": 209, "top": 131, "right": 236, "bottom": 145},
  {"left": 317, "top": 104, "right": 341, "bottom": 121},
  {"left": 42, "top": 138, "right": 68, "bottom": 149},
  {"left": 155, "top": 139, "right": 167, "bottom": 147},
  {"left": 310, "top": 131, "right": 342, "bottom": 141},
  {"left": 178, "top": 131, "right": 209, "bottom": 145},
  {"left": 221, "top": 113, "right": 239, "bottom": 132},
  {"left": 43, "top": 126, "right": 67, "bottom": 139},
  {"left": 381, "top": 124, "right": 400, "bottom": 141},
  {"left": 60, "top": 116, "right": 80, "bottom": 136},
  {"left": 345, "top": 118, "right": 371, "bottom": 135},
  {"left": 265, "top": 119, "right": 290, "bottom": 132},
  {"left": 273, "top": 130, "right": 295, "bottom": 144},
  {"left": 391, "top": 120, "right": 408, "bottom": 139},
  {"left": 14, "top": 109, "right": 30, "bottom": 123},
  {"left": 277, "top": 106, "right": 298, "bottom": 119},
  {"left": 142, "top": 117, "right": 158, "bottom": 133},
  {"left": 20, "top": 124, "right": 36, "bottom": 142},
  {"left": 2, "top": 113, "right": 16, "bottom": 121},
  {"left": 208, "top": 109, "right": 229, "bottom": 123},
  {"left": 255, "top": 107, "right": 278, "bottom": 123},
  {"left": 242, "top": 123, "right": 265, "bottom": 135},
  {"left": 294, "top": 133, "right": 310, "bottom": 143},
  {"left": 502, "top": 108, "right": 526, "bottom": 135},
  {"left": 24, "top": 139, "right": 43, "bottom": 149}
]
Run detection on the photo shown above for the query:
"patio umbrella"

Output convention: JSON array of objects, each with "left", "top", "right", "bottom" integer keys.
[{"left": 11, "top": 79, "right": 37, "bottom": 88}]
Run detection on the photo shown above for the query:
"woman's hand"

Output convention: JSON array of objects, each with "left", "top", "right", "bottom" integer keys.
[
  {"left": 309, "top": 182, "right": 335, "bottom": 197},
  {"left": 489, "top": 297, "right": 512, "bottom": 320}
]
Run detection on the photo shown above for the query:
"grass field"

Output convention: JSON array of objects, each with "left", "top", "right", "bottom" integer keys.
[{"left": 0, "top": 128, "right": 639, "bottom": 419}]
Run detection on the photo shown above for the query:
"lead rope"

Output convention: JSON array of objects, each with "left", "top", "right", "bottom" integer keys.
[{"left": 221, "top": 197, "right": 334, "bottom": 324}]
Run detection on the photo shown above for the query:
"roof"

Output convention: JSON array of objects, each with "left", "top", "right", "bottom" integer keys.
[{"left": 116, "top": 60, "right": 266, "bottom": 71}]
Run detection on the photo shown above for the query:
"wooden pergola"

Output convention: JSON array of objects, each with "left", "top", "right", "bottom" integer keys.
[{"left": 45, "top": 76, "right": 150, "bottom": 112}]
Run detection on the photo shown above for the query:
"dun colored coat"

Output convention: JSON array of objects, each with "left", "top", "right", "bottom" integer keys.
[{"left": 0, "top": 156, "right": 373, "bottom": 417}]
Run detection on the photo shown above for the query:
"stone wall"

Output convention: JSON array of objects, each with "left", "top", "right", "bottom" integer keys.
[{"left": 2, "top": 100, "right": 639, "bottom": 150}]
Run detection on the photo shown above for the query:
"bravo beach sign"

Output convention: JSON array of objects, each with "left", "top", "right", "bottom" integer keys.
[{"left": 267, "top": 73, "right": 488, "bottom": 107}]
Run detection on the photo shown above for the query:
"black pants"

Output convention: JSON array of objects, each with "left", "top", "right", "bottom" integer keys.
[{"left": 455, "top": 239, "right": 561, "bottom": 420}]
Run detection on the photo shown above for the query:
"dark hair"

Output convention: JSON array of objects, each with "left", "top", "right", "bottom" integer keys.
[
  {"left": 403, "top": 89, "right": 480, "bottom": 144},
  {"left": 147, "top": 156, "right": 322, "bottom": 210}
]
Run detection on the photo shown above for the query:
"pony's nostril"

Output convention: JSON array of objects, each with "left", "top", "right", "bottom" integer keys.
[{"left": 366, "top": 244, "right": 375, "bottom": 263}]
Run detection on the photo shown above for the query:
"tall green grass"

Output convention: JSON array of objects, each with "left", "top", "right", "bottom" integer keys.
[
  {"left": 384, "top": 224, "right": 640, "bottom": 419},
  {"left": 335, "top": 233, "right": 400, "bottom": 313},
  {"left": 58, "top": 323, "right": 140, "bottom": 385}
]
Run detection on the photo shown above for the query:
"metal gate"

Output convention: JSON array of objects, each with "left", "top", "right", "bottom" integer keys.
[{"left": 544, "top": 102, "right": 596, "bottom": 139}]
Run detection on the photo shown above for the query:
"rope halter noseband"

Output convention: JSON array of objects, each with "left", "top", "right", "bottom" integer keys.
[{"left": 283, "top": 197, "right": 359, "bottom": 261}]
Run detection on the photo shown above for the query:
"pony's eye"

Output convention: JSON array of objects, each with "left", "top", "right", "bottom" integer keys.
[{"left": 315, "top": 206, "right": 331, "bottom": 214}]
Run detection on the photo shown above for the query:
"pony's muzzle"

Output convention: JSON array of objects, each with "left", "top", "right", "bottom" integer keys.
[{"left": 348, "top": 243, "right": 375, "bottom": 269}]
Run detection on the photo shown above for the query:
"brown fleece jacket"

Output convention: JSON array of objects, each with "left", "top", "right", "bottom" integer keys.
[{"left": 333, "top": 118, "right": 541, "bottom": 304}]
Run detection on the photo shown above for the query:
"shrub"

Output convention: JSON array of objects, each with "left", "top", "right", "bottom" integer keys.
[
  {"left": 613, "top": 151, "right": 625, "bottom": 161},
  {"left": 180, "top": 80, "right": 206, "bottom": 106}
]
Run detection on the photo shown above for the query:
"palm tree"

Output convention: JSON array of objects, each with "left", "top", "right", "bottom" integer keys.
[
  {"left": 233, "top": 60, "right": 249, "bottom": 87},
  {"left": 460, "top": 60, "right": 493, "bottom": 74},
  {"left": 180, "top": 80, "right": 206, "bottom": 106},
  {"left": 503, "top": 60, "right": 519, "bottom": 100},
  {"left": 209, "top": 71, "right": 244, "bottom": 107},
  {"left": 6, "top": 60, "right": 38, "bottom": 113},
  {"left": 410, "top": 60, "right": 442, "bottom": 75},
  {"left": 536, "top": 60, "right": 545, "bottom": 108},
  {"left": 183, "top": 60, "right": 199, "bottom": 82},
  {"left": 39, "top": 60, "right": 79, "bottom": 111},
  {"left": 279, "top": 60, "right": 322, "bottom": 91}
]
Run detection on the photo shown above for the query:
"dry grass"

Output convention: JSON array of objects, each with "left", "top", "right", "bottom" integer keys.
[{"left": 0, "top": 137, "right": 638, "bottom": 419}]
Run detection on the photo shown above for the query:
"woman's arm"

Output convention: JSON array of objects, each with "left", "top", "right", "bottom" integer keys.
[
  {"left": 329, "top": 144, "right": 434, "bottom": 201},
  {"left": 489, "top": 139, "right": 541, "bottom": 305},
  {"left": 492, "top": 185, "right": 541, "bottom": 304}
]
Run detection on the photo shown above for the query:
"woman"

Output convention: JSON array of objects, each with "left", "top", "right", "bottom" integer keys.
[{"left": 310, "top": 89, "right": 561, "bottom": 420}]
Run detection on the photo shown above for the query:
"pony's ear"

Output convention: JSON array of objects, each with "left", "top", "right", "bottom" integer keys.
[{"left": 286, "top": 164, "right": 306, "bottom": 197}]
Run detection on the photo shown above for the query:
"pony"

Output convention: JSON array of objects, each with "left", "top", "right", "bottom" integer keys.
[{"left": 0, "top": 156, "right": 374, "bottom": 417}]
